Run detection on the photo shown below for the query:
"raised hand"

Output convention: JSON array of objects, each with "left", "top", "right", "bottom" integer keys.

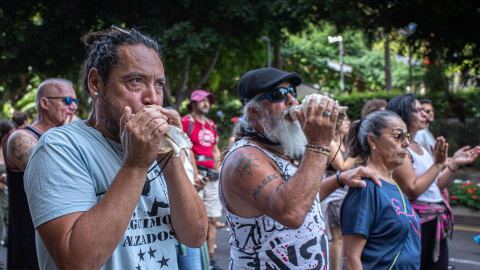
[
  {"left": 294, "top": 96, "right": 339, "bottom": 147},
  {"left": 432, "top": 136, "right": 448, "bottom": 165},
  {"left": 451, "top": 145, "right": 480, "bottom": 166},
  {"left": 62, "top": 114, "right": 80, "bottom": 125}
]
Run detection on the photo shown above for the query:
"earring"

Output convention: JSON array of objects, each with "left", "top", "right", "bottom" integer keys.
[
  {"left": 372, "top": 146, "right": 376, "bottom": 150},
  {"left": 94, "top": 92, "right": 98, "bottom": 96}
]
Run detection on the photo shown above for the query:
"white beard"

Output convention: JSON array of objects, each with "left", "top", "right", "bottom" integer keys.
[{"left": 259, "top": 109, "right": 307, "bottom": 159}]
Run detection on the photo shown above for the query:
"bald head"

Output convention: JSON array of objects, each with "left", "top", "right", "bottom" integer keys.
[{"left": 35, "top": 78, "right": 74, "bottom": 110}]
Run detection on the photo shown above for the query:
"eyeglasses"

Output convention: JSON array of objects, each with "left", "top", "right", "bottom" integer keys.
[
  {"left": 411, "top": 107, "right": 426, "bottom": 114},
  {"left": 45, "top": 97, "right": 79, "bottom": 105},
  {"left": 256, "top": 86, "right": 298, "bottom": 102},
  {"left": 386, "top": 131, "right": 412, "bottom": 144}
]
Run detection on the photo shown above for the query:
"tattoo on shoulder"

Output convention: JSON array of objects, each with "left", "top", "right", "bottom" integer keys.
[
  {"left": 10, "top": 133, "right": 36, "bottom": 162},
  {"left": 252, "top": 174, "right": 279, "bottom": 200},
  {"left": 234, "top": 153, "right": 260, "bottom": 178}
]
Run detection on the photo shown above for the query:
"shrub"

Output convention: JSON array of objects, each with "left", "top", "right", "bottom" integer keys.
[{"left": 448, "top": 180, "right": 480, "bottom": 210}]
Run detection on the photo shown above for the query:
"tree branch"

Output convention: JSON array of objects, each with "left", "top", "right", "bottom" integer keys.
[{"left": 189, "top": 44, "right": 222, "bottom": 92}]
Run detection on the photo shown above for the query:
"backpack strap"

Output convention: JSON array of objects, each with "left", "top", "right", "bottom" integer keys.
[
  {"left": 186, "top": 114, "right": 195, "bottom": 137},
  {"left": 186, "top": 114, "right": 216, "bottom": 136},
  {"left": 204, "top": 117, "right": 216, "bottom": 134}
]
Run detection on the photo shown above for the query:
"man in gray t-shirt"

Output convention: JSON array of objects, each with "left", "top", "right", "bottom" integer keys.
[{"left": 24, "top": 26, "right": 207, "bottom": 269}]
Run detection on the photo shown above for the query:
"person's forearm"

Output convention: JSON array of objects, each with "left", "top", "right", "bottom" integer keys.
[
  {"left": 265, "top": 150, "right": 328, "bottom": 228},
  {"left": 213, "top": 144, "right": 221, "bottom": 169},
  {"left": 407, "top": 163, "right": 443, "bottom": 199},
  {"left": 163, "top": 157, "right": 208, "bottom": 247},
  {"left": 437, "top": 169, "right": 455, "bottom": 190},
  {"left": 319, "top": 175, "right": 340, "bottom": 201},
  {"left": 52, "top": 166, "right": 148, "bottom": 269}
]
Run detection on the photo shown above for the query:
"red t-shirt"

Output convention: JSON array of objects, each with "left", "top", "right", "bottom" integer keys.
[{"left": 182, "top": 115, "right": 218, "bottom": 169}]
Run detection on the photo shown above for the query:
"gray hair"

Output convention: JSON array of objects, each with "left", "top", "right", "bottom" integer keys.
[
  {"left": 347, "top": 110, "right": 401, "bottom": 165},
  {"left": 233, "top": 98, "right": 263, "bottom": 139},
  {"left": 35, "top": 78, "right": 74, "bottom": 109}
]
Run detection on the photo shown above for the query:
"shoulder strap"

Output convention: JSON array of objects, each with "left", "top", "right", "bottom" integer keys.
[
  {"left": 204, "top": 117, "right": 217, "bottom": 133},
  {"left": 186, "top": 114, "right": 195, "bottom": 137},
  {"left": 23, "top": 125, "right": 43, "bottom": 140}
]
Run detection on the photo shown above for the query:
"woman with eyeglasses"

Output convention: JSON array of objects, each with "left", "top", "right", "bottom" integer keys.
[
  {"left": 341, "top": 110, "right": 421, "bottom": 269},
  {"left": 387, "top": 93, "right": 480, "bottom": 270}
]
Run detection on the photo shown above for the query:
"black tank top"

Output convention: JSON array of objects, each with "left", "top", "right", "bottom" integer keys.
[{"left": 4, "top": 125, "right": 41, "bottom": 269}]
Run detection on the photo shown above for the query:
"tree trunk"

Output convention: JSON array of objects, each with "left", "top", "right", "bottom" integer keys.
[
  {"left": 174, "top": 43, "right": 222, "bottom": 108},
  {"left": 274, "top": 44, "right": 282, "bottom": 69},
  {"left": 384, "top": 34, "right": 392, "bottom": 92},
  {"left": 162, "top": 54, "right": 191, "bottom": 109},
  {"left": 424, "top": 36, "right": 448, "bottom": 93},
  {"left": 162, "top": 74, "right": 175, "bottom": 108}
]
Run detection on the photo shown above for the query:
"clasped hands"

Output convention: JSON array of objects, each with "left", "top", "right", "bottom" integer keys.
[{"left": 119, "top": 105, "right": 182, "bottom": 169}]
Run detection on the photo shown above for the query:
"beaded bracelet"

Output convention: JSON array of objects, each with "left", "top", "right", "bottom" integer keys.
[{"left": 305, "top": 144, "right": 331, "bottom": 156}]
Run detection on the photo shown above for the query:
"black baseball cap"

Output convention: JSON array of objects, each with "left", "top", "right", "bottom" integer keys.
[{"left": 237, "top": 67, "right": 302, "bottom": 106}]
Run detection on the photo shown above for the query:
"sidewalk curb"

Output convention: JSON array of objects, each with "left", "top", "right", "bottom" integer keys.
[{"left": 451, "top": 205, "right": 480, "bottom": 227}]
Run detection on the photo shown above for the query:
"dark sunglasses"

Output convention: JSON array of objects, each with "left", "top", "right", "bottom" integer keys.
[
  {"left": 256, "top": 86, "right": 298, "bottom": 102},
  {"left": 46, "top": 97, "right": 79, "bottom": 105},
  {"left": 390, "top": 131, "right": 412, "bottom": 144}
]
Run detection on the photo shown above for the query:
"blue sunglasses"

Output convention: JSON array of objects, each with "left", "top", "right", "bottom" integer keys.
[
  {"left": 256, "top": 86, "right": 298, "bottom": 102},
  {"left": 46, "top": 96, "right": 79, "bottom": 105}
]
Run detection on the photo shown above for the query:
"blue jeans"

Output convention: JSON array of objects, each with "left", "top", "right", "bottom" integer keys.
[{"left": 176, "top": 245, "right": 203, "bottom": 270}]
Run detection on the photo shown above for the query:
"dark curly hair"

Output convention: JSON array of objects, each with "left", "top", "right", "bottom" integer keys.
[
  {"left": 361, "top": 98, "right": 387, "bottom": 118},
  {"left": 0, "top": 120, "right": 15, "bottom": 145},
  {"left": 80, "top": 26, "right": 162, "bottom": 100},
  {"left": 386, "top": 94, "right": 417, "bottom": 130}
]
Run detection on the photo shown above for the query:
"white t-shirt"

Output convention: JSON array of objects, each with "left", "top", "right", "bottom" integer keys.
[
  {"left": 415, "top": 128, "right": 436, "bottom": 155},
  {"left": 25, "top": 120, "right": 177, "bottom": 269}
]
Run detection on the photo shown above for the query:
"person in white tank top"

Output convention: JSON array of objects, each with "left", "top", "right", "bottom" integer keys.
[
  {"left": 220, "top": 68, "right": 382, "bottom": 269},
  {"left": 387, "top": 94, "right": 480, "bottom": 270}
]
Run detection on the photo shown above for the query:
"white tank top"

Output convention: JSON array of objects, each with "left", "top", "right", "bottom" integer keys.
[
  {"left": 407, "top": 143, "right": 443, "bottom": 203},
  {"left": 219, "top": 139, "right": 328, "bottom": 270}
]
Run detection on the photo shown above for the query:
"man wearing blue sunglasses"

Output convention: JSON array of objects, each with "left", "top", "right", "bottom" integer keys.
[
  {"left": 3, "top": 78, "right": 78, "bottom": 269},
  {"left": 219, "top": 67, "right": 381, "bottom": 269}
]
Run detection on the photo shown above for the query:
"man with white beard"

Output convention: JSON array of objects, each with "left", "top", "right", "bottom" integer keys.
[{"left": 219, "top": 67, "right": 380, "bottom": 270}]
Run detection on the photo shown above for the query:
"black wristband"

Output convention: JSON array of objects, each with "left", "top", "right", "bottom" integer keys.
[
  {"left": 336, "top": 170, "right": 345, "bottom": 188},
  {"left": 447, "top": 164, "right": 457, "bottom": 173}
]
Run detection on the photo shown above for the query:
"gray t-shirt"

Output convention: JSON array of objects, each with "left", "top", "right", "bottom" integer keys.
[{"left": 25, "top": 120, "right": 176, "bottom": 269}]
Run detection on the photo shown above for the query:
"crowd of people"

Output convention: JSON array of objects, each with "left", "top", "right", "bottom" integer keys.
[{"left": 0, "top": 26, "right": 479, "bottom": 270}]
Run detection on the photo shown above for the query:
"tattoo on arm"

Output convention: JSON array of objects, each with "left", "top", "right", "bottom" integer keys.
[
  {"left": 234, "top": 153, "right": 259, "bottom": 178},
  {"left": 252, "top": 174, "right": 279, "bottom": 200},
  {"left": 11, "top": 133, "right": 36, "bottom": 163}
]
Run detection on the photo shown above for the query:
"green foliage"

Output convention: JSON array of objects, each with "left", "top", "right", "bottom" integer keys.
[
  {"left": 334, "top": 91, "right": 403, "bottom": 120},
  {"left": 282, "top": 23, "right": 424, "bottom": 95},
  {"left": 448, "top": 181, "right": 480, "bottom": 210},
  {"left": 418, "top": 88, "right": 480, "bottom": 118}
]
